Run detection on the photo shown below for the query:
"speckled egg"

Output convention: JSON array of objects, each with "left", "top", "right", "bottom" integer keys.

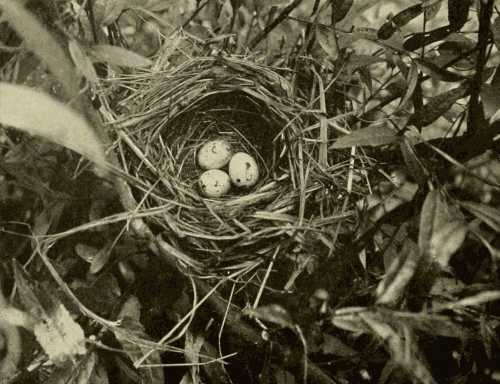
[
  {"left": 199, "top": 169, "right": 231, "bottom": 197},
  {"left": 197, "top": 139, "right": 232, "bottom": 170},
  {"left": 228, "top": 152, "right": 259, "bottom": 188}
]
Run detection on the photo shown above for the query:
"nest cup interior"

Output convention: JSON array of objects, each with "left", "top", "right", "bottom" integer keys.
[
  {"left": 120, "top": 57, "right": 303, "bottom": 270},
  {"left": 162, "top": 91, "right": 278, "bottom": 190}
]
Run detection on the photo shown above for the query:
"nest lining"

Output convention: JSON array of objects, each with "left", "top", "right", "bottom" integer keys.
[{"left": 112, "top": 56, "right": 356, "bottom": 271}]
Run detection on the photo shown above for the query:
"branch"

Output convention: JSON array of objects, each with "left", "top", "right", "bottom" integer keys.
[
  {"left": 154, "top": 236, "right": 337, "bottom": 384},
  {"left": 466, "top": 0, "right": 493, "bottom": 134},
  {"left": 249, "top": 0, "right": 304, "bottom": 49}
]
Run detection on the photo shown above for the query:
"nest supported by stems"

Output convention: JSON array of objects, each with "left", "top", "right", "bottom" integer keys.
[{"left": 112, "top": 55, "right": 358, "bottom": 274}]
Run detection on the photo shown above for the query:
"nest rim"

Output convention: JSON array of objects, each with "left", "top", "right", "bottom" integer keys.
[{"left": 111, "top": 55, "right": 359, "bottom": 273}]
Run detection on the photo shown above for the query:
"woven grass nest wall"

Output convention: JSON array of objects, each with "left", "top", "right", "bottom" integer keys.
[{"left": 113, "top": 55, "right": 356, "bottom": 274}]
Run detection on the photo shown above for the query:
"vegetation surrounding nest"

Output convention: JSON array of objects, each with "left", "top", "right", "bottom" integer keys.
[
  {"left": 1, "top": 1, "right": 500, "bottom": 384},
  {"left": 108, "top": 55, "right": 360, "bottom": 272}
]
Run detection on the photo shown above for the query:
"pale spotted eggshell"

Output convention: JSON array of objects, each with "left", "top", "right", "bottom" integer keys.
[
  {"left": 228, "top": 152, "right": 259, "bottom": 188},
  {"left": 199, "top": 169, "right": 231, "bottom": 197},
  {"left": 197, "top": 139, "right": 232, "bottom": 170}
]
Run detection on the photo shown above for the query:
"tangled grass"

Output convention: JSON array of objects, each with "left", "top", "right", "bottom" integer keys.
[{"left": 107, "top": 55, "right": 364, "bottom": 275}]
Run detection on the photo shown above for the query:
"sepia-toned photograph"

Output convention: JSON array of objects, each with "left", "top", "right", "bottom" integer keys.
[{"left": 1, "top": 0, "right": 500, "bottom": 383}]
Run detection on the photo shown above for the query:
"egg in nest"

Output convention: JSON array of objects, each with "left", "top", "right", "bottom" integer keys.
[
  {"left": 197, "top": 139, "right": 232, "bottom": 170},
  {"left": 228, "top": 152, "right": 259, "bottom": 188},
  {"left": 199, "top": 169, "right": 231, "bottom": 197}
]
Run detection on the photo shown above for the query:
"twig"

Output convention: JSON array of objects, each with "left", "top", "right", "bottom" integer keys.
[
  {"left": 181, "top": 0, "right": 209, "bottom": 30},
  {"left": 196, "top": 275, "right": 337, "bottom": 384},
  {"left": 313, "top": 68, "right": 328, "bottom": 168},
  {"left": 86, "top": 0, "right": 99, "bottom": 44},
  {"left": 467, "top": 0, "right": 493, "bottom": 134},
  {"left": 249, "top": 0, "right": 304, "bottom": 49},
  {"left": 252, "top": 245, "right": 280, "bottom": 309}
]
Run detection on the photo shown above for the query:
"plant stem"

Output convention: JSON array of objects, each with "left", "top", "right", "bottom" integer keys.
[
  {"left": 249, "top": 0, "right": 304, "bottom": 49},
  {"left": 467, "top": 0, "right": 493, "bottom": 134}
]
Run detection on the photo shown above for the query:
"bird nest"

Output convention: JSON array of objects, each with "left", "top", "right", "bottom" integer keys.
[{"left": 111, "top": 56, "right": 355, "bottom": 274}]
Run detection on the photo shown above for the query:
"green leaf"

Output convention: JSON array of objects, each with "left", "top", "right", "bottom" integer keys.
[
  {"left": 244, "top": 304, "right": 294, "bottom": 329},
  {"left": 481, "top": 83, "right": 500, "bottom": 121},
  {"left": 438, "top": 34, "right": 475, "bottom": 57},
  {"left": 89, "top": 45, "right": 152, "bottom": 68},
  {"left": 316, "top": 28, "right": 338, "bottom": 61},
  {"left": 376, "top": 239, "right": 421, "bottom": 305},
  {"left": 93, "top": 0, "right": 127, "bottom": 27},
  {"left": 0, "top": 83, "right": 107, "bottom": 168},
  {"left": 430, "top": 220, "right": 468, "bottom": 268},
  {"left": 361, "top": 181, "right": 419, "bottom": 225},
  {"left": 274, "top": 368, "right": 296, "bottom": 384},
  {"left": 493, "top": 16, "right": 500, "bottom": 50},
  {"left": 90, "top": 358, "right": 110, "bottom": 384},
  {"left": 69, "top": 39, "right": 98, "bottom": 84},
  {"left": 75, "top": 242, "right": 113, "bottom": 274},
  {"left": 396, "top": 61, "right": 419, "bottom": 112},
  {"left": 447, "top": 0, "right": 471, "bottom": 28},
  {"left": 0, "top": 305, "right": 22, "bottom": 381},
  {"left": 360, "top": 312, "right": 437, "bottom": 384},
  {"left": 115, "top": 296, "right": 164, "bottom": 384},
  {"left": 414, "top": 58, "right": 467, "bottom": 82},
  {"left": 183, "top": 330, "right": 205, "bottom": 384},
  {"left": 400, "top": 138, "right": 428, "bottom": 185},
  {"left": 319, "top": 333, "right": 357, "bottom": 357},
  {"left": 331, "top": 0, "right": 353, "bottom": 23},
  {"left": 13, "top": 261, "right": 86, "bottom": 365},
  {"left": 459, "top": 201, "right": 500, "bottom": 232},
  {"left": 344, "top": 54, "right": 385, "bottom": 76},
  {"left": 403, "top": 25, "right": 454, "bottom": 51},
  {"left": 422, "top": 0, "right": 444, "bottom": 20},
  {"left": 337, "top": 0, "right": 385, "bottom": 28},
  {"left": 331, "top": 123, "right": 398, "bottom": 148},
  {"left": 378, "top": 4, "right": 423, "bottom": 40},
  {"left": 46, "top": 353, "right": 97, "bottom": 384},
  {"left": 33, "top": 201, "right": 65, "bottom": 237},
  {"left": 419, "top": 190, "right": 450, "bottom": 252},
  {"left": 409, "top": 84, "right": 468, "bottom": 127},
  {"left": 75, "top": 244, "right": 100, "bottom": 263},
  {"left": 0, "top": 0, "right": 80, "bottom": 99}
]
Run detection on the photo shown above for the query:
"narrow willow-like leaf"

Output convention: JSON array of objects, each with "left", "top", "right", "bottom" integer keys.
[
  {"left": 378, "top": 3, "right": 423, "bottom": 40},
  {"left": 69, "top": 39, "right": 98, "bottom": 83},
  {"left": 0, "top": 290, "right": 22, "bottom": 381},
  {"left": 115, "top": 296, "right": 164, "bottom": 384},
  {"left": 418, "top": 190, "right": 449, "bottom": 252},
  {"left": 89, "top": 44, "right": 152, "bottom": 68},
  {"left": 244, "top": 304, "right": 294, "bottom": 329},
  {"left": 376, "top": 239, "right": 420, "bottom": 305},
  {"left": 361, "top": 313, "right": 437, "bottom": 384},
  {"left": 0, "top": 0, "right": 80, "bottom": 99},
  {"left": 403, "top": 25, "right": 454, "bottom": 51},
  {"left": 0, "top": 83, "right": 106, "bottom": 168},
  {"left": 414, "top": 58, "right": 467, "bottom": 82},
  {"left": 331, "top": 0, "right": 353, "bottom": 23},
  {"left": 423, "top": 0, "right": 444, "bottom": 20},
  {"left": 460, "top": 201, "right": 500, "bottom": 232},
  {"left": 480, "top": 84, "right": 500, "bottom": 121},
  {"left": 400, "top": 138, "right": 428, "bottom": 185},
  {"left": 331, "top": 123, "right": 398, "bottom": 149},
  {"left": 396, "top": 61, "right": 419, "bottom": 112},
  {"left": 493, "top": 16, "right": 500, "bottom": 49},
  {"left": 338, "top": 0, "right": 385, "bottom": 28},
  {"left": 447, "top": 0, "right": 471, "bottom": 28},
  {"left": 93, "top": 0, "right": 127, "bottom": 26},
  {"left": 409, "top": 84, "right": 468, "bottom": 127},
  {"left": 430, "top": 220, "right": 468, "bottom": 268},
  {"left": 13, "top": 261, "right": 86, "bottom": 365},
  {"left": 316, "top": 27, "right": 338, "bottom": 61}
]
